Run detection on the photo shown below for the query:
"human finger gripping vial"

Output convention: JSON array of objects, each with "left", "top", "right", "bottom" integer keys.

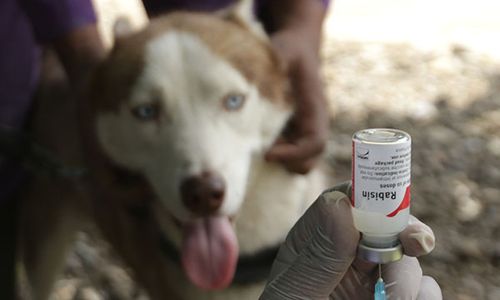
[{"left": 352, "top": 128, "right": 411, "bottom": 263}]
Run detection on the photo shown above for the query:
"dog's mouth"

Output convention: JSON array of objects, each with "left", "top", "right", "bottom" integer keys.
[
  {"left": 169, "top": 214, "right": 239, "bottom": 290},
  {"left": 181, "top": 216, "right": 239, "bottom": 290}
]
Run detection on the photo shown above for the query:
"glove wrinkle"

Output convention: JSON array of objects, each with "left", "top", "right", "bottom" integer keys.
[
  {"left": 264, "top": 238, "right": 353, "bottom": 299},
  {"left": 329, "top": 264, "right": 373, "bottom": 299},
  {"left": 261, "top": 190, "right": 358, "bottom": 299}
]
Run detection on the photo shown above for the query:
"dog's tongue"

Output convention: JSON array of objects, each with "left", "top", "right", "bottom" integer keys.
[{"left": 182, "top": 216, "right": 238, "bottom": 290}]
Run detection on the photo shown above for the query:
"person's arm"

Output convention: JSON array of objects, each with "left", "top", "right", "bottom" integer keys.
[
  {"left": 259, "top": 0, "right": 328, "bottom": 51},
  {"left": 52, "top": 24, "right": 106, "bottom": 89},
  {"left": 19, "top": 0, "right": 106, "bottom": 88},
  {"left": 259, "top": 0, "right": 330, "bottom": 174}
]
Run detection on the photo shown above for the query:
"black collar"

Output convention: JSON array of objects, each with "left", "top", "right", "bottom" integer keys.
[{"left": 158, "top": 233, "right": 280, "bottom": 286}]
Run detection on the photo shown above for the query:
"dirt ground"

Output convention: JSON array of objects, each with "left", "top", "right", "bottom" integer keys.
[{"left": 323, "top": 40, "right": 500, "bottom": 300}]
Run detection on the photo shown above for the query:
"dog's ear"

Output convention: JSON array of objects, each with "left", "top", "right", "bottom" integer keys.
[{"left": 217, "top": 0, "right": 267, "bottom": 40}]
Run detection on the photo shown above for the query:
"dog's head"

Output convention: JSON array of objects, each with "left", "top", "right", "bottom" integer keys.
[{"left": 89, "top": 2, "right": 292, "bottom": 290}]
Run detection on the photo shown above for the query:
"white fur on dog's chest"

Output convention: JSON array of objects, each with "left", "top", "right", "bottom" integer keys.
[{"left": 235, "top": 159, "right": 314, "bottom": 254}]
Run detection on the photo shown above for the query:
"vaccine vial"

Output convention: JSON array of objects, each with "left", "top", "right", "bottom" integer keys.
[{"left": 352, "top": 128, "right": 411, "bottom": 263}]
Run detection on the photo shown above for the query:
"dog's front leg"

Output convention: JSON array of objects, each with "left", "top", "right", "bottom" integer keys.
[
  {"left": 18, "top": 178, "right": 87, "bottom": 300},
  {"left": 93, "top": 197, "right": 185, "bottom": 300}
]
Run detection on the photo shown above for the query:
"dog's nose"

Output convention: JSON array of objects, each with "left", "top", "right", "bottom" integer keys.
[{"left": 180, "top": 171, "right": 225, "bottom": 216}]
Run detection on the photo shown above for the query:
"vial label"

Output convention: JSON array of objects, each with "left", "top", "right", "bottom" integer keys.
[{"left": 352, "top": 129, "right": 411, "bottom": 217}]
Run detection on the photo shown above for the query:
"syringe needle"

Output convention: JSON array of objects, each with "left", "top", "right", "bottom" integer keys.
[{"left": 374, "top": 264, "right": 387, "bottom": 300}]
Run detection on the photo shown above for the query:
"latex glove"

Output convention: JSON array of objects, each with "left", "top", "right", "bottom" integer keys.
[
  {"left": 265, "top": 30, "right": 329, "bottom": 175},
  {"left": 260, "top": 184, "right": 442, "bottom": 300}
]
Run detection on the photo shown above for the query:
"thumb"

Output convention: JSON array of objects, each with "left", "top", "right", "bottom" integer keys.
[{"left": 260, "top": 190, "right": 359, "bottom": 299}]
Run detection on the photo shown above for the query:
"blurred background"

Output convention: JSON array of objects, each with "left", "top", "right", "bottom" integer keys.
[
  {"left": 324, "top": 1, "right": 500, "bottom": 299},
  {"left": 51, "top": 0, "right": 500, "bottom": 299}
]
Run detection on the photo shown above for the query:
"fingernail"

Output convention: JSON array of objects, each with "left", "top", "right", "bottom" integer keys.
[
  {"left": 321, "top": 191, "right": 350, "bottom": 208},
  {"left": 408, "top": 231, "right": 435, "bottom": 255}
]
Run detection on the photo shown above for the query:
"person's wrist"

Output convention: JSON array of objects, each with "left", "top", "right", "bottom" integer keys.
[
  {"left": 270, "top": 28, "right": 320, "bottom": 67},
  {"left": 291, "top": 49, "right": 327, "bottom": 116}
]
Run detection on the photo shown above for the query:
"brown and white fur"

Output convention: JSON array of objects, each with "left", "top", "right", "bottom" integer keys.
[{"left": 19, "top": 1, "right": 327, "bottom": 299}]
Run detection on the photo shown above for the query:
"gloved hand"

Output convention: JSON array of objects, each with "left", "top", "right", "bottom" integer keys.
[{"left": 260, "top": 183, "right": 442, "bottom": 300}]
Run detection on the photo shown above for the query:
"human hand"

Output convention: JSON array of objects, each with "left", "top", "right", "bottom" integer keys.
[
  {"left": 260, "top": 185, "right": 442, "bottom": 299},
  {"left": 265, "top": 29, "right": 329, "bottom": 175}
]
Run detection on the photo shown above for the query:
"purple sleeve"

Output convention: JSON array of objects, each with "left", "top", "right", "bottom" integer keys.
[
  {"left": 142, "top": 0, "right": 330, "bottom": 16},
  {"left": 18, "top": 0, "right": 97, "bottom": 43}
]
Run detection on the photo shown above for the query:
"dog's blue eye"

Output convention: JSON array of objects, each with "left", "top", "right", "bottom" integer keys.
[
  {"left": 223, "top": 93, "right": 246, "bottom": 111},
  {"left": 131, "top": 104, "right": 159, "bottom": 121}
]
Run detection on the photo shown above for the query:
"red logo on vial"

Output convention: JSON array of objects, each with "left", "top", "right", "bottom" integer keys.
[{"left": 386, "top": 186, "right": 411, "bottom": 217}]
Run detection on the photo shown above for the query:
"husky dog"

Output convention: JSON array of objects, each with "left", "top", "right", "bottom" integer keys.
[{"left": 19, "top": 1, "right": 326, "bottom": 299}]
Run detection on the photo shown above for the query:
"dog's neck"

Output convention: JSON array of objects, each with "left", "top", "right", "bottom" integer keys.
[{"left": 158, "top": 231, "right": 280, "bottom": 285}]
